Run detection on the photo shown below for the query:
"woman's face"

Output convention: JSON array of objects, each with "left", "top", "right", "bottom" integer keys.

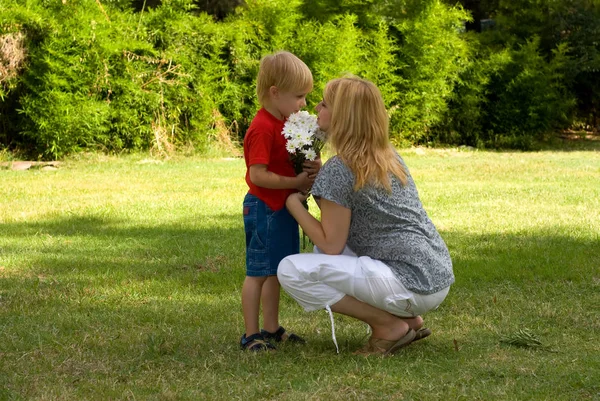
[{"left": 315, "top": 99, "right": 331, "bottom": 132}]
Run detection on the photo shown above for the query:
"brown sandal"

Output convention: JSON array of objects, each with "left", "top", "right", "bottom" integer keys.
[
  {"left": 354, "top": 329, "right": 416, "bottom": 356},
  {"left": 413, "top": 328, "right": 432, "bottom": 343}
]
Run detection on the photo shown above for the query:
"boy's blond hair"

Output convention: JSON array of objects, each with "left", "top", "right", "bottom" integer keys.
[
  {"left": 324, "top": 76, "right": 407, "bottom": 192},
  {"left": 256, "top": 51, "right": 313, "bottom": 106}
]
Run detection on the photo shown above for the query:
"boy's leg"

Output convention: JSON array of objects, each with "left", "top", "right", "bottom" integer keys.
[
  {"left": 261, "top": 275, "right": 280, "bottom": 333},
  {"left": 242, "top": 193, "right": 271, "bottom": 337},
  {"left": 261, "top": 206, "right": 299, "bottom": 335},
  {"left": 242, "top": 275, "right": 267, "bottom": 336}
]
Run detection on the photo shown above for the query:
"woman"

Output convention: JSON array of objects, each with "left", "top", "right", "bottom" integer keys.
[{"left": 278, "top": 76, "right": 454, "bottom": 355}]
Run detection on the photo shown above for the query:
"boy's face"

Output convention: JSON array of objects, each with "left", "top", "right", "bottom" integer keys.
[{"left": 271, "top": 87, "right": 309, "bottom": 118}]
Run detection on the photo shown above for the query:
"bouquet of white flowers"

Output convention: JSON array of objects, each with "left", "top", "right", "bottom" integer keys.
[{"left": 282, "top": 111, "right": 326, "bottom": 174}]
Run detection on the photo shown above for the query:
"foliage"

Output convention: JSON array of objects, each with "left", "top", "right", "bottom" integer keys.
[
  {"left": 387, "top": 0, "right": 471, "bottom": 144},
  {"left": 500, "top": 329, "right": 555, "bottom": 351},
  {"left": 436, "top": 37, "right": 575, "bottom": 149},
  {"left": 0, "top": 0, "right": 599, "bottom": 158},
  {"left": 485, "top": 39, "right": 575, "bottom": 148},
  {"left": 481, "top": 0, "right": 600, "bottom": 129}
]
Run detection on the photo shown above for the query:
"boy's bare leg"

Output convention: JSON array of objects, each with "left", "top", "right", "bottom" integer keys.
[
  {"left": 330, "top": 295, "right": 410, "bottom": 341},
  {"left": 261, "top": 275, "right": 281, "bottom": 333},
  {"left": 242, "top": 276, "right": 267, "bottom": 336}
]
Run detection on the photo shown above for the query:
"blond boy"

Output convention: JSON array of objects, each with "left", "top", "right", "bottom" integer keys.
[{"left": 240, "top": 51, "right": 320, "bottom": 351}]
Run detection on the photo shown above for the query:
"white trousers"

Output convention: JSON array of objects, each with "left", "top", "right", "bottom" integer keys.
[{"left": 278, "top": 246, "right": 450, "bottom": 317}]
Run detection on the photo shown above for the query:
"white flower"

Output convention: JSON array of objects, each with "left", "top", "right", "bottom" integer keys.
[
  {"left": 285, "top": 141, "right": 297, "bottom": 154},
  {"left": 294, "top": 130, "right": 310, "bottom": 142},
  {"left": 290, "top": 138, "right": 303, "bottom": 150},
  {"left": 314, "top": 129, "right": 327, "bottom": 142},
  {"left": 302, "top": 148, "right": 317, "bottom": 161},
  {"left": 282, "top": 111, "right": 324, "bottom": 167},
  {"left": 282, "top": 125, "right": 295, "bottom": 139}
]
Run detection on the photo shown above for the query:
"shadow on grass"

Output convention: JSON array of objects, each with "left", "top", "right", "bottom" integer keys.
[
  {"left": 0, "top": 214, "right": 250, "bottom": 360},
  {"left": 0, "top": 213, "right": 246, "bottom": 281},
  {"left": 538, "top": 135, "right": 600, "bottom": 152},
  {"left": 1, "top": 213, "right": 597, "bottom": 291},
  {"left": 1, "top": 213, "right": 599, "bottom": 401}
]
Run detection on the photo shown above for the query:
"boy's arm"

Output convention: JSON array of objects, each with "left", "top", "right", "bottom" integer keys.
[{"left": 249, "top": 164, "right": 313, "bottom": 192}]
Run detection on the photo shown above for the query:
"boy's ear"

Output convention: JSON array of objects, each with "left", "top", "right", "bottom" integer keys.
[{"left": 269, "top": 86, "right": 279, "bottom": 99}]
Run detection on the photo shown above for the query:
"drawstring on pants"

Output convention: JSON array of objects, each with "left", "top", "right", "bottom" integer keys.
[{"left": 325, "top": 305, "right": 339, "bottom": 354}]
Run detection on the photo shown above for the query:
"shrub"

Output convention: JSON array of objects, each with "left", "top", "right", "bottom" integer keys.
[
  {"left": 486, "top": 39, "right": 575, "bottom": 147},
  {"left": 386, "top": 0, "right": 471, "bottom": 144},
  {"left": 5, "top": 0, "right": 584, "bottom": 157},
  {"left": 434, "top": 37, "right": 575, "bottom": 149}
]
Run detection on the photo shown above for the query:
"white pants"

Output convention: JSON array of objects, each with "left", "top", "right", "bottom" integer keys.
[{"left": 278, "top": 246, "right": 450, "bottom": 317}]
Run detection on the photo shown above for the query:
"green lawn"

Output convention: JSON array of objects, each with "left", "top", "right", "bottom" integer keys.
[{"left": 1, "top": 149, "right": 599, "bottom": 400}]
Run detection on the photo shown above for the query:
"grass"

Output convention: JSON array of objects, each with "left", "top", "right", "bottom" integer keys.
[{"left": 1, "top": 149, "right": 599, "bottom": 400}]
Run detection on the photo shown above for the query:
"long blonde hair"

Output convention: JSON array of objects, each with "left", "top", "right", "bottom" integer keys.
[{"left": 324, "top": 76, "right": 407, "bottom": 191}]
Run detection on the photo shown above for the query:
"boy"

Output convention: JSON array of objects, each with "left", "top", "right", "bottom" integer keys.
[{"left": 241, "top": 51, "right": 319, "bottom": 351}]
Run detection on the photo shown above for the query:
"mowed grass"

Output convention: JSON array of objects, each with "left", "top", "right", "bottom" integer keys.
[{"left": 1, "top": 149, "right": 599, "bottom": 400}]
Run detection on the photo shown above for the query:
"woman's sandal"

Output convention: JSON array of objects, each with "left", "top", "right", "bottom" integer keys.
[
  {"left": 261, "top": 326, "right": 306, "bottom": 344},
  {"left": 413, "top": 327, "right": 432, "bottom": 343},
  {"left": 240, "top": 333, "right": 276, "bottom": 352},
  {"left": 354, "top": 329, "right": 416, "bottom": 356}
]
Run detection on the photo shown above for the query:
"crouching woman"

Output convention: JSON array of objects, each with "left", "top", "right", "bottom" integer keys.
[{"left": 278, "top": 76, "right": 454, "bottom": 355}]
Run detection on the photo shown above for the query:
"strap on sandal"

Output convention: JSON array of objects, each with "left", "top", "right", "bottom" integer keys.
[
  {"left": 412, "top": 327, "right": 432, "bottom": 343},
  {"left": 261, "top": 326, "right": 306, "bottom": 344},
  {"left": 240, "top": 333, "right": 276, "bottom": 352}
]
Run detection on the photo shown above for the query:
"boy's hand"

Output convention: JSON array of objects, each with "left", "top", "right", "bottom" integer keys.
[
  {"left": 295, "top": 172, "right": 314, "bottom": 193},
  {"left": 303, "top": 158, "right": 322, "bottom": 179}
]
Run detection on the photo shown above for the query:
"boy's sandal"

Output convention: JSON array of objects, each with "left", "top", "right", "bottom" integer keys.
[
  {"left": 261, "top": 326, "right": 306, "bottom": 344},
  {"left": 240, "top": 333, "right": 276, "bottom": 352},
  {"left": 354, "top": 329, "right": 416, "bottom": 356},
  {"left": 412, "top": 328, "right": 432, "bottom": 343}
]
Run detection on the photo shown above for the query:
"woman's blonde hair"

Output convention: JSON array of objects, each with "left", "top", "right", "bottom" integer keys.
[
  {"left": 324, "top": 76, "right": 407, "bottom": 191},
  {"left": 256, "top": 51, "right": 313, "bottom": 106}
]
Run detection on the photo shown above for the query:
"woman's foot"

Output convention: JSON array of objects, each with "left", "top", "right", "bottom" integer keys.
[
  {"left": 370, "top": 314, "right": 410, "bottom": 342},
  {"left": 354, "top": 329, "right": 416, "bottom": 356},
  {"left": 408, "top": 316, "right": 424, "bottom": 330}
]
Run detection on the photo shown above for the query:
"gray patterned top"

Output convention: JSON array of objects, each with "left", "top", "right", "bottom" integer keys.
[{"left": 311, "top": 154, "right": 454, "bottom": 295}]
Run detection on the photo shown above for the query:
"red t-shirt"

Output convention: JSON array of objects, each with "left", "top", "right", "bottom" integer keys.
[{"left": 244, "top": 108, "right": 296, "bottom": 211}]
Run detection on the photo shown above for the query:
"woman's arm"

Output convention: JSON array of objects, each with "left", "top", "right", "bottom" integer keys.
[{"left": 286, "top": 192, "right": 350, "bottom": 255}]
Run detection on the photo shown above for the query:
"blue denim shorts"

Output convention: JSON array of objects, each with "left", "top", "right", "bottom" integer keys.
[{"left": 243, "top": 193, "right": 299, "bottom": 277}]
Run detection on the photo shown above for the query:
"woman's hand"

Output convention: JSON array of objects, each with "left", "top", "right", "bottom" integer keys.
[{"left": 286, "top": 191, "right": 309, "bottom": 208}]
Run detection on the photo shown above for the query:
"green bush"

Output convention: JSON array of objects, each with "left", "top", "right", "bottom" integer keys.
[
  {"left": 223, "top": 0, "right": 401, "bottom": 135},
  {"left": 0, "top": 0, "right": 593, "bottom": 157},
  {"left": 475, "top": 0, "right": 600, "bottom": 131},
  {"left": 435, "top": 37, "right": 575, "bottom": 149},
  {"left": 486, "top": 39, "right": 574, "bottom": 148},
  {"left": 387, "top": 0, "right": 471, "bottom": 144}
]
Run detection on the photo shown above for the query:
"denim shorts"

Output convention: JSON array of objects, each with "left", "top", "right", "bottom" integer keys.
[{"left": 243, "top": 193, "right": 299, "bottom": 277}]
